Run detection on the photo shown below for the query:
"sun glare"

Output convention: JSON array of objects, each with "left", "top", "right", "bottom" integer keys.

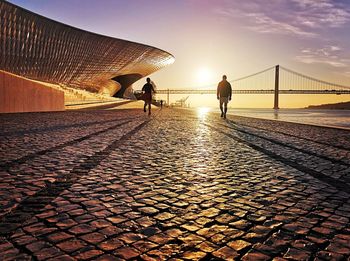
[
  {"left": 197, "top": 107, "right": 211, "bottom": 118},
  {"left": 195, "top": 67, "right": 213, "bottom": 86}
]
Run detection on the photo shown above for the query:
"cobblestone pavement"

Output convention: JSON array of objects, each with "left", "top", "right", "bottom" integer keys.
[{"left": 0, "top": 108, "right": 349, "bottom": 260}]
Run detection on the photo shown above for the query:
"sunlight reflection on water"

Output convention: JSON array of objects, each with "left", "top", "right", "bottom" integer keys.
[
  {"left": 197, "top": 107, "right": 211, "bottom": 119},
  {"left": 225, "top": 108, "right": 350, "bottom": 129}
]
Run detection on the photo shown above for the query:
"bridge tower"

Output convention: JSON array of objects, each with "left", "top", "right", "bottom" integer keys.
[{"left": 274, "top": 65, "right": 280, "bottom": 109}]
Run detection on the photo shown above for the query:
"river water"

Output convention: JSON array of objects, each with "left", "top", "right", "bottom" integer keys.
[{"left": 219, "top": 108, "right": 350, "bottom": 129}]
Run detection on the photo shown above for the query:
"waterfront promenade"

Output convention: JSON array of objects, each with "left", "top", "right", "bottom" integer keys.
[{"left": 0, "top": 107, "right": 349, "bottom": 260}]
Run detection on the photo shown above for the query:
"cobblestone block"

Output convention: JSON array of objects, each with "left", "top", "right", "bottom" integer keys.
[{"left": 0, "top": 109, "right": 349, "bottom": 259}]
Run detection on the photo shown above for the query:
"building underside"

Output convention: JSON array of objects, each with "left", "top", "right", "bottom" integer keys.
[{"left": 0, "top": 1, "right": 174, "bottom": 112}]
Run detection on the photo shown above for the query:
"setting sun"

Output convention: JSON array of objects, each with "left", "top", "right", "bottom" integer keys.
[{"left": 195, "top": 67, "right": 214, "bottom": 87}]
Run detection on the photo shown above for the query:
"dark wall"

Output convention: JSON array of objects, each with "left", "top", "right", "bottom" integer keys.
[{"left": 113, "top": 74, "right": 143, "bottom": 98}]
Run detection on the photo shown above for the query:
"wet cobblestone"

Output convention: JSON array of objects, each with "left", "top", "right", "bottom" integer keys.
[{"left": 0, "top": 108, "right": 349, "bottom": 260}]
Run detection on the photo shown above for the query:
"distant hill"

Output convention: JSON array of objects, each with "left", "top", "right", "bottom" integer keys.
[{"left": 306, "top": 101, "right": 350, "bottom": 110}]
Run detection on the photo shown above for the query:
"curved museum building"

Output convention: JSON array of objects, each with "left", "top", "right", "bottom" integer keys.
[{"left": 0, "top": 1, "right": 174, "bottom": 113}]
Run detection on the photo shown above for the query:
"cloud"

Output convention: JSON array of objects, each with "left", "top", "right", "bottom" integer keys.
[
  {"left": 214, "top": 0, "right": 350, "bottom": 37},
  {"left": 329, "top": 46, "right": 341, "bottom": 51},
  {"left": 245, "top": 12, "right": 316, "bottom": 37},
  {"left": 296, "top": 45, "right": 349, "bottom": 68},
  {"left": 292, "top": 0, "right": 350, "bottom": 28}
]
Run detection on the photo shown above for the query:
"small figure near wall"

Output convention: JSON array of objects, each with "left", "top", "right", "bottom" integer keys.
[{"left": 142, "top": 77, "right": 156, "bottom": 115}]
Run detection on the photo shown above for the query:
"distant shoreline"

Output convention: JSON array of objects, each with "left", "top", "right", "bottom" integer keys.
[{"left": 305, "top": 101, "right": 350, "bottom": 110}]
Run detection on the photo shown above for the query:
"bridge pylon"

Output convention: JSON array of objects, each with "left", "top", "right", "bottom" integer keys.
[{"left": 274, "top": 65, "right": 279, "bottom": 109}]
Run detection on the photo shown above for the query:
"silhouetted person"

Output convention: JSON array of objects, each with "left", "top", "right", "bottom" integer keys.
[
  {"left": 160, "top": 100, "right": 163, "bottom": 109},
  {"left": 217, "top": 75, "right": 232, "bottom": 119},
  {"left": 142, "top": 77, "right": 155, "bottom": 115}
]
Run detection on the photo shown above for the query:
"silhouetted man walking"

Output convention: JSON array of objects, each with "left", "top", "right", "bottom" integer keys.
[
  {"left": 217, "top": 75, "right": 232, "bottom": 119},
  {"left": 142, "top": 77, "right": 155, "bottom": 115}
]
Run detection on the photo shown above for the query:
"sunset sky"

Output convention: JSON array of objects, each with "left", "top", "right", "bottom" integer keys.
[{"left": 9, "top": 0, "right": 350, "bottom": 108}]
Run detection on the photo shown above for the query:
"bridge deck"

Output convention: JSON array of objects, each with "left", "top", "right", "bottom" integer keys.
[{"left": 154, "top": 89, "right": 350, "bottom": 94}]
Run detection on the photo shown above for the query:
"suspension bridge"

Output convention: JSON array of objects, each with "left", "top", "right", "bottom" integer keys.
[{"left": 153, "top": 65, "right": 350, "bottom": 109}]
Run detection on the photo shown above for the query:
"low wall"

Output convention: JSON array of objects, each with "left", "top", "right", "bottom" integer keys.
[{"left": 0, "top": 70, "right": 64, "bottom": 113}]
